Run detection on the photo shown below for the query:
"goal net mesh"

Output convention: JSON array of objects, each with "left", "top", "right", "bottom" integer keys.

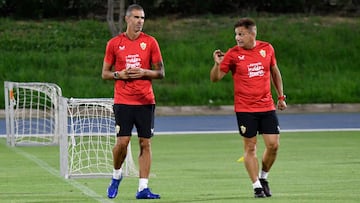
[
  {"left": 63, "top": 98, "right": 138, "bottom": 178},
  {"left": 4, "top": 81, "right": 62, "bottom": 146},
  {"left": 4, "top": 81, "right": 139, "bottom": 179}
]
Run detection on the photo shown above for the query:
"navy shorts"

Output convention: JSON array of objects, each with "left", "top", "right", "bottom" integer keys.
[
  {"left": 113, "top": 104, "right": 155, "bottom": 138},
  {"left": 236, "top": 110, "right": 280, "bottom": 138}
]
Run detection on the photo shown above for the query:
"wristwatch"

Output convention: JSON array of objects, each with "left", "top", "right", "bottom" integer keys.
[
  {"left": 113, "top": 72, "right": 119, "bottom": 79},
  {"left": 278, "top": 95, "right": 286, "bottom": 101}
]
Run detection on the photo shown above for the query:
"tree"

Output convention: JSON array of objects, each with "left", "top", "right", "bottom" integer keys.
[{"left": 107, "top": 0, "right": 126, "bottom": 37}]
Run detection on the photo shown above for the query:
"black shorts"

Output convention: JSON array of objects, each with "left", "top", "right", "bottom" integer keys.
[
  {"left": 236, "top": 110, "right": 280, "bottom": 138},
  {"left": 113, "top": 104, "right": 155, "bottom": 138}
]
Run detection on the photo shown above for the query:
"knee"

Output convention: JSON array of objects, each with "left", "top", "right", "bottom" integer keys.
[
  {"left": 267, "top": 142, "right": 279, "bottom": 153},
  {"left": 117, "top": 142, "right": 128, "bottom": 149},
  {"left": 245, "top": 144, "right": 257, "bottom": 156},
  {"left": 139, "top": 138, "right": 151, "bottom": 150},
  {"left": 113, "top": 144, "right": 126, "bottom": 156},
  {"left": 114, "top": 138, "right": 129, "bottom": 151}
]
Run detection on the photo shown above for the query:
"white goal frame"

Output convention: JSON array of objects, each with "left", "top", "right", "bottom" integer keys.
[
  {"left": 4, "top": 81, "right": 139, "bottom": 179},
  {"left": 59, "top": 97, "right": 139, "bottom": 179},
  {"left": 4, "top": 81, "right": 62, "bottom": 146}
]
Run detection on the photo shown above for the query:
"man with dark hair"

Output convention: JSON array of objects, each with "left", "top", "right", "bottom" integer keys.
[
  {"left": 102, "top": 4, "right": 164, "bottom": 200},
  {"left": 210, "top": 17, "right": 287, "bottom": 198}
]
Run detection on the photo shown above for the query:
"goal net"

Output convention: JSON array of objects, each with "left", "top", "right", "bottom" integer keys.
[
  {"left": 59, "top": 97, "right": 139, "bottom": 179},
  {"left": 4, "top": 81, "right": 139, "bottom": 179},
  {"left": 4, "top": 81, "right": 62, "bottom": 146}
]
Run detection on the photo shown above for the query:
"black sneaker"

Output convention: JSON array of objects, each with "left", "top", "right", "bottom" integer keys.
[
  {"left": 259, "top": 178, "right": 272, "bottom": 197},
  {"left": 254, "top": 188, "right": 266, "bottom": 198}
]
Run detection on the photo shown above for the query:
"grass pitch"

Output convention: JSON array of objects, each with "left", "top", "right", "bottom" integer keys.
[{"left": 1, "top": 131, "right": 359, "bottom": 203}]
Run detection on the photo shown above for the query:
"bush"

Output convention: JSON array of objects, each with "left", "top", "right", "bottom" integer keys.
[
  {"left": 0, "top": 0, "right": 106, "bottom": 19},
  {"left": 1, "top": 0, "right": 359, "bottom": 19},
  {"left": 1, "top": 15, "right": 360, "bottom": 109}
]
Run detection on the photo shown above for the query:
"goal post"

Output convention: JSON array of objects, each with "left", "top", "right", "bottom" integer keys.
[
  {"left": 4, "top": 81, "right": 139, "bottom": 179},
  {"left": 4, "top": 81, "right": 62, "bottom": 146},
  {"left": 59, "top": 97, "right": 138, "bottom": 179}
]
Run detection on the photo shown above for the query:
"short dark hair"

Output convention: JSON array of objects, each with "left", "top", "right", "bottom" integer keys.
[
  {"left": 126, "top": 4, "right": 144, "bottom": 16},
  {"left": 234, "top": 18, "right": 256, "bottom": 29}
]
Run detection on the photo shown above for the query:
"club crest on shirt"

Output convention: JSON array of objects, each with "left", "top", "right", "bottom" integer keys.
[
  {"left": 140, "top": 42, "right": 147, "bottom": 50},
  {"left": 240, "top": 125, "right": 246, "bottom": 134},
  {"left": 119, "top": 46, "right": 125, "bottom": 50},
  {"left": 259, "top": 49, "right": 266, "bottom": 58}
]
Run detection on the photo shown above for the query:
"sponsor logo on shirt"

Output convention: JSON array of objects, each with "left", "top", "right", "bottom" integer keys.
[
  {"left": 247, "top": 62, "right": 265, "bottom": 78},
  {"left": 126, "top": 54, "right": 141, "bottom": 69}
]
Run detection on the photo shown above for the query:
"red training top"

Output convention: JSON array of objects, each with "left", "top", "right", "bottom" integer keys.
[
  {"left": 104, "top": 32, "right": 163, "bottom": 105},
  {"left": 220, "top": 40, "right": 277, "bottom": 112}
]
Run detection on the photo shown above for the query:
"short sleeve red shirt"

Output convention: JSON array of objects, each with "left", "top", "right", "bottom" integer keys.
[
  {"left": 220, "top": 40, "right": 277, "bottom": 112},
  {"left": 104, "top": 32, "right": 163, "bottom": 105}
]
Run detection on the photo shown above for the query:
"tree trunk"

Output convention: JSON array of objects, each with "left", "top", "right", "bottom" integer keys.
[
  {"left": 107, "top": 0, "right": 126, "bottom": 37},
  {"left": 118, "top": 0, "right": 125, "bottom": 33}
]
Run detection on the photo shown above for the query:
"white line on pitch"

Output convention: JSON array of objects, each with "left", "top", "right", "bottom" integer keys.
[
  {"left": 154, "top": 128, "right": 360, "bottom": 135},
  {"left": 10, "top": 147, "right": 112, "bottom": 203}
]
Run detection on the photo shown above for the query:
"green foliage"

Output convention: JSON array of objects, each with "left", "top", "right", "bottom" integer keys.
[
  {"left": 3, "top": 0, "right": 359, "bottom": 19},
  {"left": 1, "top": 16, "right": 360, "bottom": 109},
  {"left": 1, "top": 0, "right": 106, "bottom": 18}
]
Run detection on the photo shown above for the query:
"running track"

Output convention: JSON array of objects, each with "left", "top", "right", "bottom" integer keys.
[
  {"left": 154, "top": 112, "right": 360, "bottom": 134},
  {"left": 1, "top": 112, "right": 360, "bottom": 136}
]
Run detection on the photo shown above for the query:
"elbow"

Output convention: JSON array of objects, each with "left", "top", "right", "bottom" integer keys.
[
  {"left": 101, "top": 71, "right": 108, "bottom": 80},
  {"left": 210, "top": 67, "right": 222, "bottom": 82},
  {"left": 158, "top": 70, "right": 165, "bottom": 79},
  {"left": 210, "top": 75, "right": 219, "bottom": 82}
]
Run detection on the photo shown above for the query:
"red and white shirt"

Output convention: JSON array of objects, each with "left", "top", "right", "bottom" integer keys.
[
  {"left": 220, "top": 40, "right": 277, "bottom": 112},
  {"left": 104, "top": 32, "right": 163, "bottom": 105}
]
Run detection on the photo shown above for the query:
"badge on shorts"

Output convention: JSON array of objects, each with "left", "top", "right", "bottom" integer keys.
[
  {"left": 115, "top": 125, "right": 120, "bottom": 134},
  {"left": 240, "top": 125, "right": 246, "bottom": 134},
  {"left": 260, "top": 49, "right": 266, "bottom": 58},
  {"left": 140, "top": 42, "right": 147, "bottom": 50}
]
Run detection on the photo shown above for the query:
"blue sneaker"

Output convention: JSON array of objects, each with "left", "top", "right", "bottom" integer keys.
[
  {"left": 135, "top": 188, "right": 160, "bottom": 199},
  {"left": 107, "top": 177, "right": 122, "bottom": 199}
]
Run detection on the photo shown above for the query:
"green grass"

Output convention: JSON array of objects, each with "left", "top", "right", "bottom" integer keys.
[
  {"left": 1, "top": 15, "right": 360, "bottom": 109},
  {"left": 1, "top": 131, "right": 360, "bottom": 202}
]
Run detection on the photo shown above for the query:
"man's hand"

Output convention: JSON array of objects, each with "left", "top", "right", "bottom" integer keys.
[
  {"left": 213, "top": 49, "right": 224, "bottom": 65},
  {"left": 277, "top": 100, "right": 287, "bottom": 111},
  {"left": 126, "top": 67, "right": 146, "bottom": 79}
]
